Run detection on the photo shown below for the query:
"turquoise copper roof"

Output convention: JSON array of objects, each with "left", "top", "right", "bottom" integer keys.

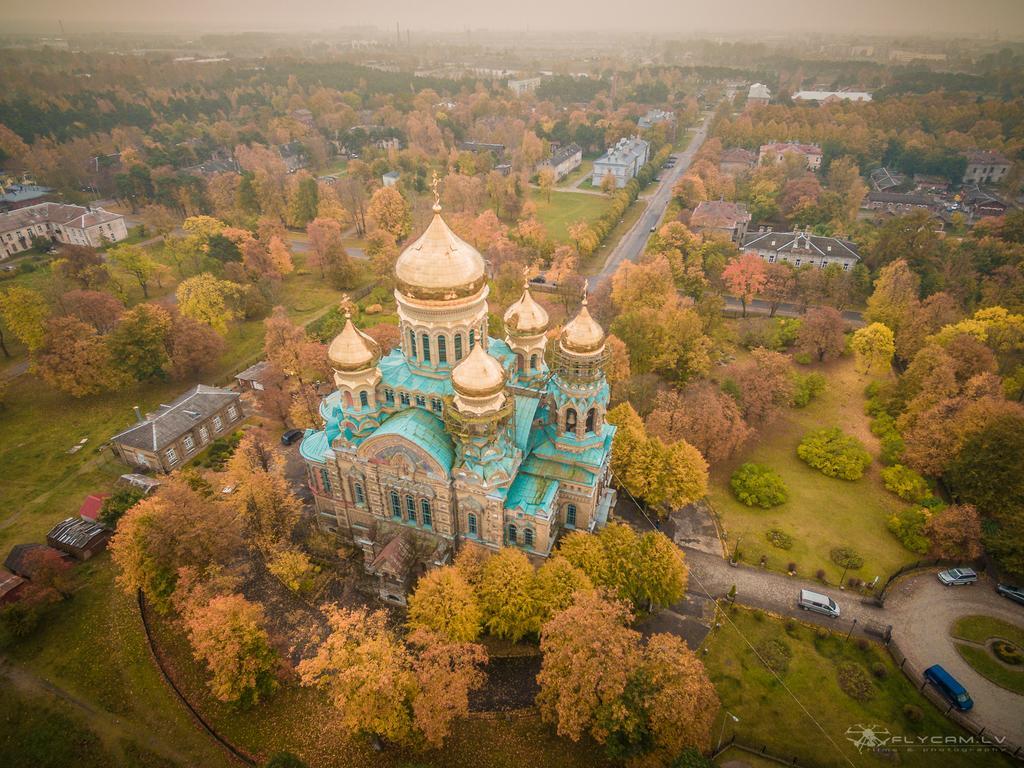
[
  {"left": 505, "top": 471, "right": 559, "bottom": 517},
  {"left": 520, "top": 455, "right": 597, "bottom": 487},
  {"left": 513, "top": 395, "right": 540, "bottom": 452},
  {"left": 299, "top": 428, "right": 330, "bottom": 463},
  {"left": 371, "top": 407, "right": 455, "bottom": 472}
]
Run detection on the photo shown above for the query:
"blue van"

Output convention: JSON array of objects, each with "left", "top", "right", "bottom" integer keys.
[{"left": 923, "top": 665, "right": 973, "bottom": 711}]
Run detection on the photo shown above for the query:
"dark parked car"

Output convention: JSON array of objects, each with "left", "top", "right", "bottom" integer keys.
[
  {"left": 996, "top": 584, "right": 1024, "bottom": 606},
  {"left": 923, "top": 665, "right": 973, "bottom": 711},
  {"left": 281, "top": 429, "right": 304, "bottom": 446}
]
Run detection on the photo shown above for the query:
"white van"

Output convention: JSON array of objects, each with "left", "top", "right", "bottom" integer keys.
[{"left": 797, "top": 589, "right": 840, "bottom": 618}]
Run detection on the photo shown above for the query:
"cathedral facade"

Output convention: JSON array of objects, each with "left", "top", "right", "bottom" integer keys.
[{"left": 299, "top": 198, "right": 616, "bottom": 601}]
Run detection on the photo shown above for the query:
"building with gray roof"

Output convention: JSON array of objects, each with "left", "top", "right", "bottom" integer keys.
[{"left": 741, "top": 228, "right": 861, "bottom": 271}]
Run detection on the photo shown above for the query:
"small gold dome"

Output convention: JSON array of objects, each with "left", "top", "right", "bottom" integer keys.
[
  {"left": 451, "top": 343, "right": 506, "bottom": 397},
  {"left": 394, "top": 206, "right": 486, "bottom": 301},
  {"left": 328, "top": 315, "right": 380, "bottom": 372},
  {"left": 504, "top": 286, "right": 549, "bottom": 335},
  {"left": 560, "top": 300, "right": 605, "bottom": 354}
]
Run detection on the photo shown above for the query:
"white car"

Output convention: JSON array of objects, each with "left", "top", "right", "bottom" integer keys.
[{"left": 937, "top": 567, "right": 977, "bottom": 586}]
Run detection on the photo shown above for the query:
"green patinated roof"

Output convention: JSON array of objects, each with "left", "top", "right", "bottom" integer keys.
[
  {"left": 520, "top": 455, "right": 597, "bottom": 486},
  {"left": 372, "top": 407, "right": 455, "bottom": 472},
  {"left": 506, "top": 471, "right": 559, "bottom": 516},
  {"left": 513, "top": 395, "right": 540, "bottom": 452},
  {"left": 377, "top": 338, "right": 518, "bottom": 400},
  {"left": 299, "top": 428, "right": 330, "bottom": 464}
]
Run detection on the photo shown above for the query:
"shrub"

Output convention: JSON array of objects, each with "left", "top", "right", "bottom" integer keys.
[
  {"left": 847, "top": 577, "right": 862, "bottom": 589},
  {"left": 830, "top": 547, "right": 864, "bottom": 570},
  {"left": 0, "top": 603, "right": 40, "bottom": 646},
  {"left": 787, "top": 562, "right": 797, "bottom": 574},
  {"left": 756, "top": 637, "right": 793, "bottom": 674},
  {"left": 797, "top": 428, "right": 872, "bottom": 480},
  {"left": 837, "top": 662, "right": 874, "bottom": 701},
  {"left": 815, "top": 568, "right": 827, "bottom": 581},
  {"left": 903, "top": 704, "right": 924, "bottom": 723},
  {"left": 776, "top": 318, "right": 802, "bottom": 348},
  {"left": 785, "top": 619, "right": 800, "bottom": 638},
  {"left": 881, "top": 464, "right": 931, "bottom": 503},
  {"left": 992, "top": 640, "right": 1023, "bottom": 666},
  {"left": 871, "top": 661, "right": 888, "bottom": 679},
  {"left": 887, "top": 508, "right": 931, "bottom": 554},
  {"left": 816, "top": 627, "right": 829, "bottom": 640},
  {"left": 730, "top": 463, "right": 789, "bottom": 508},
  {"left": 766, "top": 528, "right": 794, "bottom": 550},
  {"left": 752, "top": 609, "right": 764, "bottom": 622},
  {"left": 203, "top": 431, "right": 243, "bottom": 470},
  {"left": 855, "top": 637, "right": 869, "bottom": 652},
  {"left": 879, "top": 431, "right": 906, "bottom": 466},
  {"left": 792, "top": 372, "right": 826, "bottom": 408},
  {"left": 98, "top": 487, "right": 146, "bottom": 528}
]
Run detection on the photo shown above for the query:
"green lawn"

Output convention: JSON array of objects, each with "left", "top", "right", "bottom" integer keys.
[
  {"left": 708, "top": 356, "right": 914, "bottom": 585},
  {"left": 952, "top": 615, "right": 1024, "bottom": 647},
  {"left": 952, "top": 615, "right": 1024, "bottom": 694},
  {"left": 556, "top": 158, "right": 595, "bottom": 188},
  {"left": 703, "top": 607, "right": 1014, "bottom": 768},
  {"left": 529, "top": 190, "right": 613, "bottom": 244},
  {"left": 955, "top": 644, "right": 1024, "bottom": 695}
]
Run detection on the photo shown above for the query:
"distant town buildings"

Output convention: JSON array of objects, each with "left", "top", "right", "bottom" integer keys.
[
  {"left": 507, "top": 76, "right": 542, "bottom": 95},
  {"left": 758, "top": 142, "right": 823, "bottom": 172},
  {"left": 746, "top": 83, "right": 771, "bottom": 109},
  {"left": 278, "top": 141, "right": 309, "bottom": 173},
  {"left": 637, "top": 109, "right": 676, "bottom": 130},
  {"left": 537, "top": 143, "right": 582, "bottom": 181},
  {"left": 864, "top": 191, "right": 935, "bottom": 214},
  {"left": 382, "top": 170, "right": 401, "bottom": 188},
  {"left": 962, "top": 150, "right": 1012, "bottom": 185},
  {"left": 690, "top": 200, "right": 751, "bottom": 243},
  {"left": 869, "top": 167, "right": 906, "bottom": 192},
  {"left": 456, "top": 140, "right": 507, "bottom": 159},
  {"left": 889, "top": 49, "right": 947, "bottom": 64},
  {"left": 109, "top": 385, "right": 243, "bottom": 473},
  {"left": 592, "top": 136, "right": 650, "bottom": 188},
  {"left": 792, "top": 90, "right": 872, "bottom": 103},
  {"left": 718, "top": 148, "right": 757, "bottom": 176},
  {"left": 741, "top": 228, "right": 861, "bottom": 271},
  {"left": 0, "top": 203, "right": 127, "bottom": 259}
]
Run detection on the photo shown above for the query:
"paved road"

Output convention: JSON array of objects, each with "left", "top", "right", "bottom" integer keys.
[
  {"left": 588, "top": 111, "right": 715, "bottom": 290},
  {"left": 722, "top": 295, "right": 865, "bottom": 324}
]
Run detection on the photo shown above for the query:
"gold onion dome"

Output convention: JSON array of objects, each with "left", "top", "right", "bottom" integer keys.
[
  {"left": 560, "top": 298, "right": 606, "bottom": 354},
  {"left": 504, "top": 285, "right": 549, "bottom": 335},
  {"left": 328, "top": 312, "right": 380, "bottom": 372},
  {"left": 451, "top": 343, "right": 507, "bottom": 398},
  {"left": 394, "top": 201, "right": 486, "bottom": 301}
]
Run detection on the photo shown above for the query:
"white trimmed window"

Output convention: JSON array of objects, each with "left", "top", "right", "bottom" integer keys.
[
  {"left": 198, "top": 426, "right": 209, "bottom": 444},
  {"left": 165, "top": 447, "right": 179, "bottom": 465},
  {"left": 212, "top": 415, "right": 224, "bottom": 432},
  {"left": 183, "top": 435, "right": 196, "bottom": 453},
  {"left": 227, "top": 404, "right": 239, "bottom": 421}
]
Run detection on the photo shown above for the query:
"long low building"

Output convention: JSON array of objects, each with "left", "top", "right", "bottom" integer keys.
[
  {"left": 0, "top": 202, "right": 127, "bottom": 259},
  {"left": 537, "top": 142, "right": 582, "bottom": 181},
  {"left": 741, "top": 228, "right": 861, "bottom": 271}
]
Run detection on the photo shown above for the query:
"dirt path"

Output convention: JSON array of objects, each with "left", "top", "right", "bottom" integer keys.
[{"left": 0, "top": 656, "right": 196, "bottom": 766}]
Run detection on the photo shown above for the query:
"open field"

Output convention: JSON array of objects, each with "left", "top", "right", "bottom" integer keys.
[
  {"left": 702, "top": 606, "right": 1014, "bottom": 768},
  {"left": 707, "top": 356, "right": 913, "bottom": 584},
  {"left": 529, "top": 189, "right": 613, "bottom": 244}
]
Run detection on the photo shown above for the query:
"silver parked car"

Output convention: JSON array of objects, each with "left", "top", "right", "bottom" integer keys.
[
  {"left": 797, "top": 589, "right": 840, "bottom": 618},
  {"left": 996, "top": 584, "right": 1024, "bottom": 606},
  {"left": 937, "top": 567, "right": 978, "bottom": 586}
]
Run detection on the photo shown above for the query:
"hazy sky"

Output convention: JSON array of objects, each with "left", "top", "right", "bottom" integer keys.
[{"left": 4, "top": 0, "right": 1024, "bottom": 38}]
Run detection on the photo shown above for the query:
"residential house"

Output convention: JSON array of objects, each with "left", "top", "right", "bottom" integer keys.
[
  {"left": 0, "top": 202, "right": 127, "bottom": 259},
  {"left": 109, "top": 385, "right": 244, "bottom": 473},
  {"left": 963, "top": 186, "right": 1011, "bottom": 219},
  {"left": 382, "top": 170, "right": 401, "bottom": 188},
  {"left": 962, "top": 150, "right": 1012, "bottom": 185},
  {"left": 4, "top": 543, "right": 71, "bottom": 580},
  {"left": 46, "top": 518, "right": 112, "bottom": 561},
  {"left": 719, "top": 148, "right": 757, "bottom": 176},
  {"left": 690, "top": 201, "right": 751, "bottom": 243},
  {"left": 741, "top": 228, "right": 861, "bottom": 271},
  {"left": 235, "top": 360, "right": 271, "bottom": 391},
  {"left": 758, "top": 142, "right": 823, "bottom": 172},
  {"left": 507, "top": 76, "right": 542, "bottom": 95},
  {"left": 792, "top": 90, "right": 872, "bottom": 103},
  {"left": 537, "top": 143, "right": 582, "bottom": 182},
  {"left": 869, "top": 167, "right": 905, "bottom": 192},
  {"left": 592, "top": 136, "right": 650, "bottom": 188},
  {"left": 638, "top": 109, "right": 676, "bottom": 130},
  {"left": 0, "top": 570, "right": 26, "bottom": 605},
  {"left": 278, "top": 141, "right": 309, "bottom": 173},
  {"left": 746, "top": 83, "right": 771, "bottom": 108},
  {"left": 864, "top": 191, "right": 935, "bottom": 214}
]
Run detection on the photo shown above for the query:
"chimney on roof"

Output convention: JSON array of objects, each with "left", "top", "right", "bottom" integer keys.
[{"left": 133, "top": 405, "right": 143, "bottom": 421}]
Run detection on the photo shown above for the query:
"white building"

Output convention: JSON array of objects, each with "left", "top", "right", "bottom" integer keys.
[
  {"left": 537, "top": 143, "right": 582, "bottom": 182},
  {"left": 758, "top": 142, "right": 823, "bottom": 172},
  {"left": 382, "top": 171, "right": 401, "bottom": 188},
  {"left": 508, "top": 77, "right": 542, "bottom": 95},
  {"left": 962, "top": 150, "right": 1012, "bottom": 185},
  {"left": 741, "top": 229, "right": 861, "bottom": 271},
  {"left": 0, "top": 202, "right": 128, "bottom": 259},
  {"left": 591, "top": 136, "right": 650, "bottom": 189},
  {"left": 792, "top": 90, "right": 872, "bottom": 103},
  {"left": 747, "top": 83, "right": 771, "bottom": 108}
]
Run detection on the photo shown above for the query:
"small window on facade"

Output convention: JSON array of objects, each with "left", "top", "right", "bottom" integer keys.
[
  {"left": 416, "top": 394, "right": 426, "bottom": 407},
  {"left": 421, "top": 333, "right": 431, "bottom": 362},
  {"left": 585, "top": 408, "right": 596, "bottom": 433},
  {"left": 409, "top": 329, "right": 417, "bottom": 358},
  {"left": 400, "top": 392, "right": 410, "bottom": 406},
  {"left": 406, "top": 495, "right": 416, "bottom": 522},
  {"left": 508, "top": 523, "right": 517, "bottom": 544},
  {"left": 183, "top": 435, "right": 196, "bottom": 453},
  {"left": 198, "top": 426, "right": 209, "bottom": 444},
  {"left": 359, "top": 390, "right": 369, "bottom": 408},
  {"left": 469, "top": 329, "right": 476, "bottom": 350},
  {"left": 567, "top": 504, "right": 577, "bottom": 528},
  {"left": 431, "top": 398, "right": 442, "bottom": 413},
  {"left": 165, "top": 447, "right": 178, "bottom": 465},
  {"left": 524, "top": 528, "right": 534, "bottom": 548},
  {"left": 354, "top": 482, "right": 365, "bottom": 505},
  {"left": 467, "top": 513, "right": 478, "bottom": 536},
  {"left": 385, "top": 389, "right": 395, "bottom": 404},
  {"left": 438, "top": 336, "right": 447, "bottom": 363},
  {"left": 454, "top": 334, "right": 463, "bottom": 360},
  {"left": 530, "top": 354, "right": 539, "bottom": 370},
  {"left": 420, "top": 499, "right": 432, "bottom": 528},
  {"left": 320, "top": 468, "right": 332, "bottom": 494},
  {"left": 212, "top": 415, "right": 223, "bottom": 432},
  {"left": 227, "top": 405, "right": 239, "bottom": 421},
  {"left": 390, "top": 491, "right": 401, "bottom": 518}
]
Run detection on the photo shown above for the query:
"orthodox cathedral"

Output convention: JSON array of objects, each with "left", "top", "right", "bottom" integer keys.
[{"left": 299, "top": 193, "right": 616, "bottom": 601}]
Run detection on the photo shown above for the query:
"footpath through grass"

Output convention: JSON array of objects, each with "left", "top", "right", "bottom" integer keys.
[
  {"left": 708, "top": 357, "right": 913, "bottom": 585},
  {"left": 703, "top": 607, "right": 1014, "bottom": 768}
]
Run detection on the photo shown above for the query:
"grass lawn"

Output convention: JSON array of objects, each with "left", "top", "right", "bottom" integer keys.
[
  {"left": 529, "top": 189, "right": 613, "bottom": 244},
  {"left": 707, "top": 356, "right": 914, "bottom": 585},
  {"left": 952, "top": 615, "right": 1024, "bottom": 647},
  {"left": 703, "top": 607, "right": 1014, "bottom": 768},
  {"left": 952, "top": 615, "right": 1024, "bottom": 694},
  {"left": 955, "top": 644, "right": 1024, "bottom": 695}
]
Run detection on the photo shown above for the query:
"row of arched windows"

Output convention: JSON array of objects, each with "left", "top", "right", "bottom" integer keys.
[
  {"left": 342, "top": 389, "right": 372, "bottom": 409},
  {"left": 563, "top": 407, "right": 599, "bottom": 435},
  {"left": 508, "top": 523, "right": 535, "bottom": 549},
  {"left": 406, "top": 325, "right": 486, "bottom": 366},
  {"left": 514, "top": 352, "right": 543, "bottom": 373},
  {"left": 389, "top": 490, "right": 433, "bottom": 528}
]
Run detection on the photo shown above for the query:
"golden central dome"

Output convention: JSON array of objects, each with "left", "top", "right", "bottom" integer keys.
[
  {"left": 451, "top": 344, "right": 507, "bottom": 397},
  {"left": 394, "top": 205, "right": 486, "bottom": 301},
  {"left": 504, "top": 286, "right": 549, "bottom": 335},
  {"left": 328, "top": 314, "right": 380, "bottom": 372},
  {"left": 560, "top": 301, "right": 605, "bottom": 354}
]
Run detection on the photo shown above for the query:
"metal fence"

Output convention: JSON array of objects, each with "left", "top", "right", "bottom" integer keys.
[{"left": 874, "top": 558, "right": 975, "bottom": 604}]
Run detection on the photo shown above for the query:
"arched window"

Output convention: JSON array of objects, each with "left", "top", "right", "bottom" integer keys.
[
  {"left": 319, "top": 469, "right": 332, "bottom": 495},
  {"left": 343, "top": 391, "right": 353, "bottom": 408},
  {"left": 469, "top": 329, "right": 476, "bottom": 350},
  {"left": 585, "top": 408, "right": 596, "bottom": 433},
  {"left": 406, "top": 495, "right": 416, "bottom": 522},
  {"left": 390, "top": 491, "right": 401, "bottom": 518},
  {"left": 421, "top": 333, "right": 431, "bottom": 362},
  {"left": 359, "top": 390, "right": 369, "bottom": 408},
  {"left": 467, "top": 513, "right": 478, "bottom": 536},
  {"left": 516, "top": 352, "right": 525, "bottom": 372},
  {"left": 508, "top": 523, "right": 517, "bottom": 544},
  {"left": 437, "top": 335, "right": 447, "bottom": 363},
  {"left": 565, "top": 407, "right": 578, "bottom": 434},
  {"left": 354, "top": 482, "right": 365, "bottom": 505},
  {"left": 408, "top": 329, "right": 417, "bottom": 359},
  {"left": 524, "top": 528, "right": 534, "bottom": 548},
  {"left": 530, "top": 353, "right": 539, "bottom": 371},
  {"left": 567, "top": 504, "right": 577, "bottom": 528},
  {"left": 454, "top": 333, "right": 464, "bottom": 360},
  {"left": 420, "top": 499, "right": 432, "bottom": 528}
]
